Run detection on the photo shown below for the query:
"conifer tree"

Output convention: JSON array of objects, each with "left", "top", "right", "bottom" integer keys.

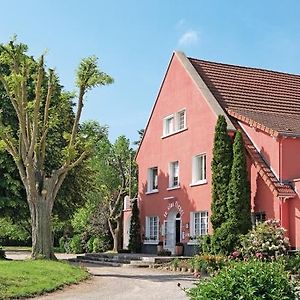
[
  {"left": 227, "top": 131, "right": 252, "bottom": 234},
  {"left": 211, "top": 115, "right": 233, "bottom": 230},
  {"left": 128, "top": 199, "right": 141, "bottom": 253}
]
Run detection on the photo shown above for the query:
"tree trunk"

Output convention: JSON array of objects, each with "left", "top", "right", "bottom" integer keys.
[{"left": 29, "top": 195, "right": 55, "bottom": 259}]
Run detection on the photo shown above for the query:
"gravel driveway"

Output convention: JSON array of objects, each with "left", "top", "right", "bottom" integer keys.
[{"left": 34, "top": 263, "right": 196, "bottom": 300}]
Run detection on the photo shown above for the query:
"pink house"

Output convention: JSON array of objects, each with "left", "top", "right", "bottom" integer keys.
[{"left": 124, "top": 51, "right": 300, "bottom": 255}]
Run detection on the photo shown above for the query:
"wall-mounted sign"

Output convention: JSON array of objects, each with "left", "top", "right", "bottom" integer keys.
[{"left": 163, "top": 201, "right": 184, "bottom": 218}]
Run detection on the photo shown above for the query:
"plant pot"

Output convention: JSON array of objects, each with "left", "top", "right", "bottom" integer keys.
[{"left": 175, "top": 245, "right": 183, "bottom": 256}]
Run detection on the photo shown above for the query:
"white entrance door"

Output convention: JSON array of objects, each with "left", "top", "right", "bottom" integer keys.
[{"left": 164, "top": 209, "right": 179, "bottom": 254}]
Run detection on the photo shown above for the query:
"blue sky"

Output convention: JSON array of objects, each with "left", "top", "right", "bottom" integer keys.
[{"left": 1, "top": 0, "right": 300, "bottom": 144}]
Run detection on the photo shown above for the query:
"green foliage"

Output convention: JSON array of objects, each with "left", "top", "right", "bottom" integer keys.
[
  {"left": 76, "top": 56, "right": 113, "bottom": 90},
  {"left": 0, "top": 260, "right": 89, "bottom": 299},
  {"left": 188, "top": 254, "right": 227, "bottom": 274},
  {"left": 188, "top": 260, "right": 296, "bottom": 300},
  {"left": 69, "top": 235, "right": 84, "bottom": 253},
  {"left": 86, "top": 237, "right": 95, "bottom": 253},
  {"left": 211, "top": 115, "right": 233, "bottom": 230},
  {"left": 0, "top": 217, "right": 30, "bottom": 245},
  {"left": 285, "top": 253, "right": 300, "bottom": 274},
  {"left": 211, "top": 221, "right": 240, "bottom": 254},
  {"left": 227, "top": 131, "right": 252, "bottom": 234},
  {"left": 198, "top": 235, "right": 212, "bottom": 254},
  {"left": 92, "top": 237, "right": 107, "bottom": 253},
  {"left": 240, "top": 219, "right": 290, "bottom": 260},
  {"left": 128, "top": 199, "right": 141, "bottom": 253}
]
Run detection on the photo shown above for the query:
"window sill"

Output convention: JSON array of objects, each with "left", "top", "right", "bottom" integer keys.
[
  {"left": 187, "top": 241, "right": 199, "bottom": 245},
  {"left": 145, "top": 190, "right": 159, "bottom": 195},
  {"left": 161, "top": 127, "right": 188, "bottom": 139},
  {"left": 143, "top": 240, "right": 159, "bottom": 245},
  {"left": 190, "top": 180, "right": 207, "bottom": 187},
  {"left": 167, "top": 186, "right": 180, "bottom": 191}
]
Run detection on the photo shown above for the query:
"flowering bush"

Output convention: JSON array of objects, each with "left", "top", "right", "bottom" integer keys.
[
  {"left": 187, "top": 260, "right": 297, "bottom": 300},
  {"left": 239, "top": 219, "right": 290, "bottom": 260}
]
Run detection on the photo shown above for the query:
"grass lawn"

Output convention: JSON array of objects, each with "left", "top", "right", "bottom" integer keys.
[{"left": 0, "top": 260, "right": 89, "bottom": 299}]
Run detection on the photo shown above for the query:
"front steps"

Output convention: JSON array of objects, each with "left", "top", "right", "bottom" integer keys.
[{"left": 72, "top": 253, "right": 174, "bottom": 268}]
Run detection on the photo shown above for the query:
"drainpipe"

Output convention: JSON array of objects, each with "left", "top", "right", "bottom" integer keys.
[{"left": 279, "top": 136, "right": 283, "bottom": 184}]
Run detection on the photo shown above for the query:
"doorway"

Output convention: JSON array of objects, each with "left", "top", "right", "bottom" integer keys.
[{"left": 164, "top": 209, "right": 181, "bottom": 254}]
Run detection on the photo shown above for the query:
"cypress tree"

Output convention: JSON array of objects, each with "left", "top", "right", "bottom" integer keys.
[
  {"left": 227, "top": 131, "right": 252, "bottom": 234},
  {"left": 128, "top": 199, "right": 141, "bottom": 253},
  {"left": 211, "top": 115, "right": 233, "bottom": 230}
]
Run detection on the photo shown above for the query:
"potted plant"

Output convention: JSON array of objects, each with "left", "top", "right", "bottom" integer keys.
[
  {"left": 157, "top": 241, "right": 163, "bottom": 254},
  {"left": 175, "top": 242, "right": 184, "bottom": 256}
]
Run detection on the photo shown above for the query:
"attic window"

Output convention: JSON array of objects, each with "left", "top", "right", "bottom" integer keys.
[{"left": 163, "top": 109, "right": 186, "bottom": 137}]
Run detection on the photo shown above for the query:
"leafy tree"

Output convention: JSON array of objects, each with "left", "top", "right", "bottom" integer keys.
[
  {"left": 0, "top": 40, "right": 113, "bottom": 258},
  {"left": 227, "top": 131, "right": 252, "bottom": 235},
  {"left": 93, "top": 135, "right": 137, "bottom": 252},
  {"left": 133, "top": 128, "right": 144, "bottom": 146},
  {"left": 211, "top": 115, "right": 233, "bottom": 230},
  {"left": 128, "top": 198, "right": 141, "bottom": 253}
]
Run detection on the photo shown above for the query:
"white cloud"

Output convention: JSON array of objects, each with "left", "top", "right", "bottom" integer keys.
[{"left": 178, "top": 30, "right": 199, "bottom": 47}]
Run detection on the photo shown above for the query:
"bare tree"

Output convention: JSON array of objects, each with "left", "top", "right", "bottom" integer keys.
[{"left": 0, "top": 40, "right": 113, "bottom": 259}]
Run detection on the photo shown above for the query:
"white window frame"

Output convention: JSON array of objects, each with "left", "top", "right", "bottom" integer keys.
[
  {"left": 189, "top": 211, "right": 208, "bottom": 244},
  {"left": 191, "top": 153, "right": 207, "bottom": 186},
  {"left": 147, "top": 167, "right": 158, "bottom": 193},
  {"left": 169, "top": 161, "right": 179, "bottom": 188},
  {"left": 176, "top": 109, "right": 186, "bottom": 131},
  {"left": 162, "top": 109, "right": 187, "bottom": 137},
  {"left": 163, "top": 114, "right": 175, "bottom": 136},
  {"left": 145, "top": 216, "right": 159, "bottom": 244}
]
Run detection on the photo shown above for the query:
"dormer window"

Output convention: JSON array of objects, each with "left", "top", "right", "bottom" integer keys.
[{"left": 163, "top": 109, "right": 186, "bottom": 137}]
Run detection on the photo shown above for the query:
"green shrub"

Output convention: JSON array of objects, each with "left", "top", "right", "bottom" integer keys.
[
  {"left": 92, "top": 237, "right": 104, "bottom": 253},
  {"left": 285, "top": 253, "right": 300, "bottom": 274},
  {"left": 198, "top": 235, "right": 212, "bottom": 254},
  {"left": 69, "top": 235, "right": 84, "bottom": 253},
  {"left": 188, "top": 254, "right": 227, "bottom": 274},
  {"left": 188, "top": 260, "right": 296, "bottom": 300},
  {"left": 86, "top": 236, "right": 95, "bottom": 253},
  {"left": 211, "top": 221, "right": 240, "bottom": 254},
  {"left": 240, "top": 219, "right": 290, "bottom": 260}
]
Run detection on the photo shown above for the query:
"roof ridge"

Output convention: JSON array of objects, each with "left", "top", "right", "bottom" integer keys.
[{"left": 188, "top": 56, "right": 300, "bottom": 79}]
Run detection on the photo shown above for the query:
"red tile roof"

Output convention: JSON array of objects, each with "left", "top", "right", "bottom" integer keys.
[{"left": 189, "top": 58, "right": 300, "bottom": 136}]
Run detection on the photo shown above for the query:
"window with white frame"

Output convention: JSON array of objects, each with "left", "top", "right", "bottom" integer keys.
[
  {"left": 169, "top": 161, "right": 179, "bottom": 187},
  {"left": 163, "top": 109, "right": 186, "bottom": 136},
  {"left": 192, "top": 154, "right": 207, "bottom": 184},
  {"left": 147, "top": 167, "right": 158, "bottom": 192},
  {"left": 176, "top": 109, "right": 186, "bottom": 131},
  {"left": 190, "top": 211, "right": 208, "bottom": 240},
  {"left": 163, "top": 115, "right": 175, "bottom": 136},
  {"left": 145, "top": 216, "right": 159, "bottom": 242}
]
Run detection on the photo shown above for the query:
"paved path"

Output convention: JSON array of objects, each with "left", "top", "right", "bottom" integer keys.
[
  {"left": 34, "top": 263, "right": 196, "bottom": 300},
  {"left": 6, "top": 251, "right": 196, "bottom": 300}
]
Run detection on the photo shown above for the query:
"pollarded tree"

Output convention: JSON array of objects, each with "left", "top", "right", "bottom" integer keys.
[
  {"left": 0, "top": 40, "right": 113, "bottom": 259},
  {"left": 211, "top": 115, "right": 233, "bottom": 230},
  {"left": 128, "top": 198, "right": 141, "bottom": 253},
  {"left": 227, "top": 131, "right": 252, "bottom": 234}
]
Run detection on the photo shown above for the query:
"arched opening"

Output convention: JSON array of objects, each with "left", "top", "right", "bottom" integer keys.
[{"left": 164, "top": 208, "right": 181, "bottom": 253}]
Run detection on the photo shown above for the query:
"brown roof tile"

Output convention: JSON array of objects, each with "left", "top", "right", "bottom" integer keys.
[{"left": 189, "top": 58, "right": 300, "bottom": 136}]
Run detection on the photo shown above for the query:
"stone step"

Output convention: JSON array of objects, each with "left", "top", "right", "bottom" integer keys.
[
  {"left": 78, "top": 255, "right": 131, "bottom": 264},
  {"left": 75, "top": 257, "right": 123, "bottom": 267}
]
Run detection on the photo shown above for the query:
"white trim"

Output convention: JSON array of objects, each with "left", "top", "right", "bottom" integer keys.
[
  {"left": 167, "top": 186, "right": 180, "bottom": 191},
  {"left": 161, "top": 127, "right": 188, "bottom": 139},
  {"left": 147, "top": 166, "right": 158, "bottom": 193},
  {"left": 163, "top": 114, "right": 175, "bottom": 136},
  {"left": 144, "top": 240, "right": 159, "bottom": 245},
  {"left": 191, "top": 153, "right": 207, "bottom": 184},
  {"left": 174, "top": 51, "right": 235, "bottom": 131},
  {"left": 238, "top": 121, "right": 280, "bottom": 180},
  {"left": 145, "top": 190, "right": 159, "bottom": 195},
  {"left": 169, "top": 160, "right": 179, "bottom": 188},
  {"left": 164, "top": 196, "right": 176, "bottom": 200},
  {"left": 190, "top": 180, "right": 207, "bottom": 187}
]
